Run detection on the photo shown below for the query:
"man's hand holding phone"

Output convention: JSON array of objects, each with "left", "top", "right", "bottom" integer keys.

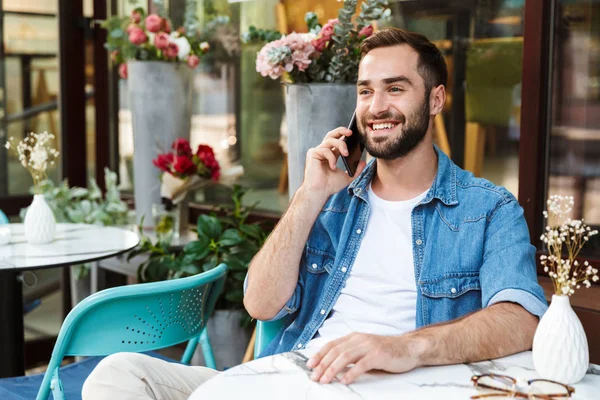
[{"left": 301, "top": 123, "right": 366, "bottom": 201}]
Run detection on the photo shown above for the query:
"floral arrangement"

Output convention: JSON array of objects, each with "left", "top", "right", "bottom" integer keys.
[
  {"left": 102, "top": 7, "right": 210, "bottom": 79},
  {"left": 152, "top": 138, "right": 220, "bottom": 204},
  {"left": 540, "top": 195, "right": 598, "bottom": 296},
  {"left": 5, "top": 131, "right": 59, "bottom": 193},
  {"left": 251, "top": 0, "right": 391, "bottom": 83}
]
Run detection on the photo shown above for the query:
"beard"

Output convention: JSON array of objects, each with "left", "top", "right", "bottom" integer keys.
[{"left": 358, "top": 96, "right": 430, "bottom": 160}]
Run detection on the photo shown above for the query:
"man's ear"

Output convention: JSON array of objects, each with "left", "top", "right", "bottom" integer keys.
[{"left": 430, "top": 85, "right": 446, "bottom": 115}]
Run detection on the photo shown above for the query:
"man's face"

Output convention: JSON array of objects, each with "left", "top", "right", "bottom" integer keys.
[{"left": 356, "top": 44, "right": 431, "bottom": 160}]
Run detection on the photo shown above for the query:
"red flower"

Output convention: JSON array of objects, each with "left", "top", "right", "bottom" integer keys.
[
  {"left": 359, "top": 25, "right": 374, "bottom": 38},
  {"left": 128, "top": 26, "right": 148, "bottom": 45},
  {"left": 173, "top": 155, "right": 196, "bottom": 176},
  {"left": 118, "top": 63, "right": 128, "bottom": 79},
  {"left": 130, "top": 10, "right": 142, "bottom": 24},
  {"left": 211, "top": 169, "right": 220, "bottom": 181},
  {"left": 154, "top": 32, "right": 170, "bottom": 50},
  {"left": 152, "top": 153, "right": 174, "bottom": 172},
  {"left": 172, "top": 138, "right": 192, "bottom": 156},
  {"left": 187, "top": 55, "right": 200, "bottom": 69},
  {"left": 165, "top": 43, "right": 179, "bottom": 59},
  {"left": 196, "top": 144, "right": 220, "bottom": 180}
]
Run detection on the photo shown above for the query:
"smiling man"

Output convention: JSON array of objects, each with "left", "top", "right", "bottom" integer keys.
[{"left": 244, "top": 28, "right": 548, "bottom": 384}]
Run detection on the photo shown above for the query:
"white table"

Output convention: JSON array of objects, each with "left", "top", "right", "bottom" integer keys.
[
  {"left": 190, "top": 351, "right": 600, "bottom": 400},
  {"left": 0, "top": 223, "right": 139, "bottom": 378}
]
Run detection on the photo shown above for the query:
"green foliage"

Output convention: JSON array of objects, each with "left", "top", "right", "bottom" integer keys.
[
  {"left": 133, "top": 185, "right": 271, "bottom": 324},
  {"left": 327, "top": 0, "right": 391, "bottom": 83},
  {"left": 241, "top": 25, "right": 282, "bottom": 45},
  {"left": 20, "top": 168, "right": 130, "bottom": 226}
]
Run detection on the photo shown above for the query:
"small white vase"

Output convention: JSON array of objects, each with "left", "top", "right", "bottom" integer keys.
[
  {"left": 532, "top": 294, "right": 589, "bottom": 384},
  {"left": 24, "top": 194, "right": 56, "bottom": 244}
]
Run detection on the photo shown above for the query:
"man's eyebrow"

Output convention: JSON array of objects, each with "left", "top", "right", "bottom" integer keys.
[{"left": 357, "top": 76, "right": 413, "bottom": 87}]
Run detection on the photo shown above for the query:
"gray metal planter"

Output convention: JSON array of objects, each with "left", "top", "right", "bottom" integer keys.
[
  {"left": 192, "top": 309, "right": 252, "bottom": 370},
  {"left": 127, "top": 61, "right": 194, "bottom": 227},
  {"left": 285, "top": 84, "right": 356, "bottom": 198}
]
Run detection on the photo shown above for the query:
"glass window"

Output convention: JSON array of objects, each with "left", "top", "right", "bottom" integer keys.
[
  {"left": 383, "top": 0, "right": 525, "bottom": 197},
  {"left": 547, "top": 0, "right": 600, "bottom": 257}
]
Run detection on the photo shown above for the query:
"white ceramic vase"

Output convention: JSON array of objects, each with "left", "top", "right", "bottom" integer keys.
[
  {"left": 532, "top": 294, "right": 589, "bottom": 384},
  {"left": 24, "top": 194, "right": 56, "bottom": 244}
]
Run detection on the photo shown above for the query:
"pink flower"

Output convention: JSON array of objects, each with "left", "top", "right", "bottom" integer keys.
[
  {"left": 154, "top": 32, "right": 170, "bottom": 50},
  {"left": 118, "top": 63, "right": 128, "bottom": 79},
  {"left": 320, "top": 18, "right": 338, "bottom": 41},
  {"left": 187, "top": 55, "right": 200, "bottom": 69},
  {"left": 145, "top": 14, "right": 162, "bottom": 33},
  {"left": 255, "top": 33, "right": 316, "bottom": 80},
  {"left": 130, "top": 10, "right": 141, "bottom": 24},
  {"left": 165, "top": 43, "right": 179, "bottom": 59},
  {"left": 311, "top": 37, "right": 327, "bottom": 52},
  {"left": 128, "top": 27, "right": 148, "bottom": 45},
  {"left": 172, "top": 138, "right": 192, "bottom": 156},
  {"left": 126, "top": 24, "right": 137, "bottom": 34},
  {"left": 359, "top": 25, "right": 374, "bottom": 38}
]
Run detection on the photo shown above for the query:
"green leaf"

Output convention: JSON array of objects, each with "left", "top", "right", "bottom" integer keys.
[
  {"left": 239, "top": 224, "right": 264, "bottom": 241},
  {"left": 221, "top": 253, "right": 248, "bottom": 271},
  {"left": 197, "top": 214, "right": 223, "bottom": 240},
  {"left": 110, "top": 28, "right": 124, "bottom": 39},
  {"left": 219, "top": 229, "right": 243, "bottom": 247},
  {"left": 201, "top": 254, "right": 219, "bottom": 272},
  {"left": 180, "top": 264, "right": 201, "bottom": 275},
  {"left": 225, "top": 290, "right": 244, "bottom": 303}
]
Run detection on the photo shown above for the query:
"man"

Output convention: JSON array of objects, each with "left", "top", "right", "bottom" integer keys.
[
  {"left": 243, "top": 27, "right": 547, "bottom": 385},
  {"left": 83, "top": 28, "right": 546, "bottom": 398}
]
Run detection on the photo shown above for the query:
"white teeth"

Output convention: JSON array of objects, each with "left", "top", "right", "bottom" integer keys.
[{"left": 372, "top": 123, "right": 396, "bottom": 130}]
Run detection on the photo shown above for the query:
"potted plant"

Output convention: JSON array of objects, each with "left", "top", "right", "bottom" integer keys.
[
  {"left": 5, "top": 131, "right": 60, "bottom": 244},
  {"left": 19, "top": 168, "right": 133, "bottom": 305},
  {"left": 129, "top": 185, "right": 273, "bottom": 369},
  {"left": 101, "top": 8, "right": 210, "bottom": 228},
  {"left": 249, "top": 0, "right": 391, "bottom": 197},
  {"left": 532, "top": 195, "right": 599, "bottom": 384},
  {"left": 152, "top": 138, "right": 220, "bottom": 239}
]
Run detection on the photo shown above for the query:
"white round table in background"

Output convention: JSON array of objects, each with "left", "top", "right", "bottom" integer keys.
[
  {"left": 0, "top": 223, "right": 140, "bottom": 378},
  {"left": 189, "top": 351, "right": 600, "bottom": 400}
]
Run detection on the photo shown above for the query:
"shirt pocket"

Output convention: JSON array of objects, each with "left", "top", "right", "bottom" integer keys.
[
  {"left": 419, "top": 272, "right": 482, "bottom": 325},
  {"left": 305, "top": 247, "right": 335, "bottom": 275}
]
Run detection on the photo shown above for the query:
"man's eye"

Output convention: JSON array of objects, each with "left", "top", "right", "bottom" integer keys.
[
  {"left": 389, "top": 87, "right": 404, "bottom": 92},
  {"left": 359, "top": 89, "right": 371, "bottom": 95}
]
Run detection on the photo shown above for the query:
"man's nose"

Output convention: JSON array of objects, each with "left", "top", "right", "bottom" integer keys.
[{"left": 368, "top": 92, "right": 390, "bottom": 116}]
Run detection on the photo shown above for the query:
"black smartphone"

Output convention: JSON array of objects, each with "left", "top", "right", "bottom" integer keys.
[{"left": 341, "top": 111, "right": 365, "bottom": 177}]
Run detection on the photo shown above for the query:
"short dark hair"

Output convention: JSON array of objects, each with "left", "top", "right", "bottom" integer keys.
[{"left": 360, "top": 28, "right": 448, "bottom": 92}]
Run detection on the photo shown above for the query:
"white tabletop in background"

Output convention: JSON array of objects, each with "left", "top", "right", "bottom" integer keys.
[
  {"left": 0, "top": 223, "right": 140, "bottom": 270},
  {"left": 189, "top": 351, "right": 600, "bottom": 400}
]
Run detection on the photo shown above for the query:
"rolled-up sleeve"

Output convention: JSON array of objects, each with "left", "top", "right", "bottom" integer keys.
[
  {"left": 243, "top": 271, "right": 303, "bottom": 322},
  {"left": 480, "top": 199, "right": 548, "bottom": 319}
]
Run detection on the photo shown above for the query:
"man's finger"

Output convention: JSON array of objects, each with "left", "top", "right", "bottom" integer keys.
[
  {"left": 312, "top": 148, "right": 338, "bottom": 170},
  {"left": 318, "top": 138, "right": 349, "bottom": 157},
  {"left": 325, "top": 127, "right": 352, "bottom": 139},
  {"left": 340, "top": 357, "right": 373, "bottom": 385},
  {"left": 320, "top": 348, "right": 363, "bottom": 384}
]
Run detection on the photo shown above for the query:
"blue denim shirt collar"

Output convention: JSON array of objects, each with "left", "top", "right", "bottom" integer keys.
[{"left": 347, "top": 144, "right": 458, "bottom": 206}]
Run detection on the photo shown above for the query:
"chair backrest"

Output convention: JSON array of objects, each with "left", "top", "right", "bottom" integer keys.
[
  {"left": 0, "top": 209, "right": 8, "bottom": 224},
  {"left": 254, "top": 319, "right": 284, "bottom": 358},
  {"left": 51, "top": 264, "right": 227, "bottom": 359}
]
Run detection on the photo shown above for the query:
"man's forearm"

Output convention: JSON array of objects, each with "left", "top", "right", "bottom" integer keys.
[
  {"left": 244, "top": 187, "right": 328, "bottom": 320},
  {"left": 406, "top": 303, "right": 538, "bottom": 367}
]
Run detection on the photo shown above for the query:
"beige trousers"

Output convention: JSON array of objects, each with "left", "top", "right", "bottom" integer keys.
[{"left": 82, "top": 352, "right": 220, "bottom": 400}]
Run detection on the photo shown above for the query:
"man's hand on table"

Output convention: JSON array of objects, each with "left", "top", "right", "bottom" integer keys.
[{"left": 306, "top": 332, "right": 424, "bottom": 385}]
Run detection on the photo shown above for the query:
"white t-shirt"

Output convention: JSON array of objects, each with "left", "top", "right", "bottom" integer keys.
[{"left": 306, "top": 185, "right": 428, "bottom": 350}]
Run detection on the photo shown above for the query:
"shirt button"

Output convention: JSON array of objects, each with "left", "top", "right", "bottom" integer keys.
[
  {"left": 320, "top": 309, "right": 325, "bottom": 315},
  {"left": 356, "top": 229, "right": 362, "bottom": 234},
  {"left": 297, "top": 343, "right": 303, "bottom": 348},
  {"left": 311, "top": 263, "right": 318, "bottom": 269},
  {"left": 416, "top": 239, "right": 423, "bottom": 245},
  {"left": 450, "top": 288, "right": 457, "bottom": 294},
  {"left": 341, "top": 267, "right": 347, "bottom": 273}
]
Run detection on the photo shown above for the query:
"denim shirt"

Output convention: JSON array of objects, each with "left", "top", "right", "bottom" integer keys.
[{"left": 252, "top": 146, "right": 548, "bottom": 357}]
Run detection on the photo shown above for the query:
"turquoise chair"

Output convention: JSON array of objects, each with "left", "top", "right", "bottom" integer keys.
[
  {"left": 253, "top": 319, "right": 285, "bottom": 358},
  {"left": 31, "top": 263, "right": 227, "bottom": 400},
  {"left": 0, "top": 209, "right": 8, "bottom": 224}
]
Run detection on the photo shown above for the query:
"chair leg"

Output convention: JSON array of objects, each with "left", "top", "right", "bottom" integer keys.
[
  {"left": 465, "top": 122, "right": 486, "bottom": 177},
  {"left": 36, "top": 365, "right": 60, "bottom": 400},
  {"left": 50, "top": 368, "right": 65, "bottom": 400},
  {"left": 199, "top": 328, "right": 217, "bottom": 370},
  {"left": 242, "top": 327, "right": 257, "bottom": 364}
]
